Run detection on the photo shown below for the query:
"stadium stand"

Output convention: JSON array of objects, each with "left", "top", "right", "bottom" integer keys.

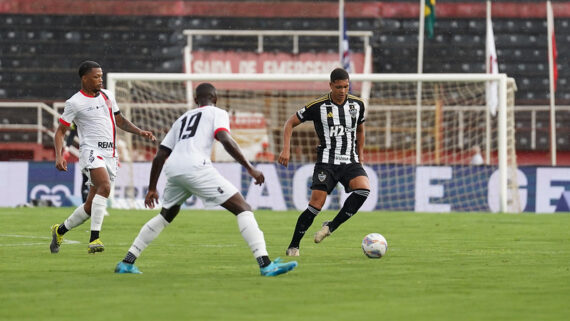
[{"left": 0, "top": 0, "right": 569, "bottom": 162}]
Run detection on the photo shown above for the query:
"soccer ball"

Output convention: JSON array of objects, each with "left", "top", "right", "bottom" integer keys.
[{"left": 361, "top": 233, "right": 388, "bottom": 258}]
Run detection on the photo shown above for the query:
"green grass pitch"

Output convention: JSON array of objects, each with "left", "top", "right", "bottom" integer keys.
[{"left": 1, "top": 207, "right": 569, "bottom": 321}]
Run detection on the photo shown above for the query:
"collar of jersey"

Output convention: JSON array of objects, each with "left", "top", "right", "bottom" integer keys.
[
  {"left": 80, "top": 89, "right": 100, "bottom": 98},
  {"left": 328, "top": 93, "right": 347, "bottom": 107}
]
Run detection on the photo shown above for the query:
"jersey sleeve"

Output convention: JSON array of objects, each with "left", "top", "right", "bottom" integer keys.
[
  {"left": 160, "top": 118, "right": 180, "bottom": 150},
  {"left": 59, "top": 100, "right": 77, "bottom": 127},
  {"left": 213, "top": 108, "right": 230, "bottom": 138},
  {"left": 357, "top": 100, "right": 366, "bottom": 124},
  {"left": 296, "top": 104, "right": 317, "bottom": 122}
]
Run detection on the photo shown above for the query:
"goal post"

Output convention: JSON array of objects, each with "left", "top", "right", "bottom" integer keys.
[{"left": 107, "top": 72, "right": 518, "bottom": 213}]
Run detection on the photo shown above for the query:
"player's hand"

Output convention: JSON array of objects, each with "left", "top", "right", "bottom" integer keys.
[
  {"left": 248, "top": 167, "right": 265, "bottom": 185},
  {"left": 140, "top": 130, "right": 157, "bottom": 142},
  {"left": 55, "top": 157, "right": 67, "bottom": 171},
  {"left": 145, "top": 189, "right": 160, "bottom": 209},
  {"left": 278, "top": 150, "right": 290, "bottom": 167}
]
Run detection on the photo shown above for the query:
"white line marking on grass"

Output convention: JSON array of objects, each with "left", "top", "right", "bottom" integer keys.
[{"left": 0, "top": 234, "right": 80, "bottom": 246}]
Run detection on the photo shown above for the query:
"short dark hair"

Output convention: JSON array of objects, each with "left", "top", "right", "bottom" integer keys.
[
  {"left": 195, "top": 83, "right": 216, "bottom": 99},
  {"left": 330, "top": 68, "right": 349, "bottom": 82},
  {"left": 78, "top": 61, "right": 101, "bottom": 78}
]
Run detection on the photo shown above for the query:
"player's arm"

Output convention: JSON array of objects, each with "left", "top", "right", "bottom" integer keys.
[
  {"left": 216, "top": 130, "right": 264, "bottom": 185},
  {"left": 278, "top": 113, "right": 302, "bottom": 167},
  {"left": 115, "top": 113, "right": 157, "bottom": 142},
  {"left": 144, "top": 145, "right": 171, "bottom": 209},
  {"left": 54, "top": 123, "right": 70, "bottom": 171},
  {"left": 356, "top": 122, "right": 365, "bottom": 164}
]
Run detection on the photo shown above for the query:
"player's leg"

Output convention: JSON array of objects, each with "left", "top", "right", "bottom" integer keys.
[
  {"left": 50, "top": 193, "right": 91, "bottom": 253},
  {"left": 50, "top": 170, "right": 95, "bottom": 253},
  {"left": 85, "top": 167, "right": 111, "bottom": 253},
  {"left": 320, "top": 164, "right": 370, "bottom": 240},
  {"left": 116, "top": 177, "right": 190, "bottom": 273},
  {"left": 221, "top": 192, "right": 298, "bottom": 276},
  {"left": 286, "top": 189, "right": 327, "bottom": 255},
  {"left": 288, "top": 164, "right": 334, "bottom": 251}
]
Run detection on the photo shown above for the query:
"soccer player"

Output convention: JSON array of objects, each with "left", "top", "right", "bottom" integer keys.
[
  {"left": 51, "top": 60, "right": 156, "bottom": 254},
  {"left": 115, "top": 83, "right": 298, "bottom": 276},
  {"left": 278, "top": 68, "right": 370, "bottom": 257}
]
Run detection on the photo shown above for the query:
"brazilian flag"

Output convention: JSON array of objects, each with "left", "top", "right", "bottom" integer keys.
[{"left": 425, "top": 0, "right": 436, "bottom": 39}]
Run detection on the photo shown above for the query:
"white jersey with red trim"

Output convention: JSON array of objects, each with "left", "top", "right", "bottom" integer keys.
[
  {"left": 160, "top": 105, "right": 230, "bottom": 175},
  {"left": 59, "top": 89, "right": 120, "bottom": 158}
]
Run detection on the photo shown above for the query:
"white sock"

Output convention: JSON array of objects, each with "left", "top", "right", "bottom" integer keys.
[
  {"left": 128, "top": 214, "right": 169, "bottom": 257},
  {"left": 236, "top": 211, "right": 268, "bottom": 259},
  {"left": 90, "top": 194, "right": 108, "bottom": 232},
  {"left": 63, "top": 205, "right": 90, "bottom": 230}
]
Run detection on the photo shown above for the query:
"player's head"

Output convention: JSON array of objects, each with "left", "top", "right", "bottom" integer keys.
[
  {"left": 329, "top": 68, "right": 350, "bottom": 105},
  {"left": 195, "top": 83, "right": 217, "bottom": 106},
  {"left": 78, "top": 60, "right": 103, "bottom": 93}
]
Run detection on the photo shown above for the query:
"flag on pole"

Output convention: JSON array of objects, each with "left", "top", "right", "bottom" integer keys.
[
  {"left": 486, "top": 13, "right": 499, "bottom": 116},
  {"left": 425, "top": 0, "right": 436, "bottom": 39},
  {"left": 341, "top": 11, "right": 351, "bottom": 72}
]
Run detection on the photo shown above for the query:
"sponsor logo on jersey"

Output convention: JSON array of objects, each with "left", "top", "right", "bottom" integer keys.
[
  {"left": 329, "top": 125, "right": 345, "bottom": 137},
  {"left": 327, "top": 112, "right": 333, "bottom": 118},
  {"left": 334, "top": 155, "right": 351, "bottom": 162},
  {"left": 98, "top": 141, "right": 114, "bottom": 149},
  {"left": 217, "top": 187, "right": 224, "bottom": 194},
  {"left": 317, "top": 171, "right": 327, "bottom": 182},
  {"left": 88, "top": 150, "right": 95, "bottom": 163}
]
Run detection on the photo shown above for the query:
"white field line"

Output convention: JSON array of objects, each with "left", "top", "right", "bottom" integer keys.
[{"left": 0, "top": 234, "right": 80, "bottom": 246}]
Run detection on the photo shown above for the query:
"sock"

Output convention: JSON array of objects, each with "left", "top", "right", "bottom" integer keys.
[
  {"left": 236, "top": 211, "right": 268, "bottom": 262},
  {"left": 128, "top": 214, "right": 170, "bottom": 258},
  {"left": 328, "top": 189, "right": 369, "bottom": 233},
  {"left": 60, "top": 205, "right": 90, "bottom": 235},
  {"left": 256, "top": 256, "right": 272, "bottom": 268},
  {"left": 288, "top": 205, "right": 320, "bottom": 248},
  {"left": 90, "top": 231, "right": 99, "bottom": 242},
  {"left": 90, "top": 194, "right": 108, "bottom": 241},
  {"left": 123, "top": 251, "right": 138, "bottom": 264}
]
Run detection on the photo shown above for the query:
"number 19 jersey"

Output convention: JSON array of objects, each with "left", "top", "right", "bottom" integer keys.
[{"left": 160, "top": 105, "right": 230, "bottom": 176}]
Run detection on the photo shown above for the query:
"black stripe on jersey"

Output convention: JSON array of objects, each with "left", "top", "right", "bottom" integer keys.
[{"left": 325, "top": 104, "right": 336, "bottom": 164}]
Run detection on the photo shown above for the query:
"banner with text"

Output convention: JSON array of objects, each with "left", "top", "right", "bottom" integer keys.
[
  {"left": 189, "top": 51, "right": 365, "bottom": 91},
  {"left": 2, "top": 162, "right": 570, "bottom": 213}
]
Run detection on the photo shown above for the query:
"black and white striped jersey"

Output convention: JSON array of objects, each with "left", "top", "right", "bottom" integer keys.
[{"left": 296, "top": 93, "right": 366, "bottom": 165}]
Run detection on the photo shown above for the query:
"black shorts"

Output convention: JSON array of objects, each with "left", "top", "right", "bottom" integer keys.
[{"left": 311, "top": 163, "right": 368, "bottom": 194}]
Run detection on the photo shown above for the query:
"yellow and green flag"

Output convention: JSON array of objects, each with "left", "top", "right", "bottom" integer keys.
[{"left": 425, "top": 0, "right": 436, "bottom": 39}]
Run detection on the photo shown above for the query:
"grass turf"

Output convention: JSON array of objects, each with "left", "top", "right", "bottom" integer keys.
[{"left": 0, "top": 207, "right": 569, "bottom": 321}]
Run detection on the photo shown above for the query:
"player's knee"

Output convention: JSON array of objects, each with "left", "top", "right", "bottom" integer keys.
[{"left": 96, "top": 182, "right": 111, "bottom": 198}]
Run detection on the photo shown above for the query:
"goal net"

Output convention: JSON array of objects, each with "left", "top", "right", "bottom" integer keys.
[{"left": 108, "top": 73, "right": 518, "bottom": 213}]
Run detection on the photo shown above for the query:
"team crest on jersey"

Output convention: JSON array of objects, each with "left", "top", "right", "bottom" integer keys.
[
  {"left": 317, "top": 171, "right": 327, "bottom": 182},
  {"left": 349, "top": 104, "right": 357, "bottom": 118}
]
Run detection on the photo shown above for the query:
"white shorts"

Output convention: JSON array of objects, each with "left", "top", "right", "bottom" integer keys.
[
  {"left": 78, "top": 148, "right": 118, "bottom": 186},
  {"left": 161, "top": 165, "right": 239, "bottom": 209}
]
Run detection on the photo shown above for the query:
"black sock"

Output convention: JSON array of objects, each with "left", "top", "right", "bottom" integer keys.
[
  {"left": 89, "top": 231, "right": 100, "bottom": 242},
  {"left": 123, "top": 251, "right": 137, "bottom": 264},
  {"left": 328, "top": 189, "right": 369, "bottom": 233},
  {"left": 257, "top": 255, "right": 272, "bottom": 268},
  {"left": 57, "top": 223, "right": 68, "bottom": 235},
  {"left": 288, "top": 205, "right": 320, "bottom": 248}
]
